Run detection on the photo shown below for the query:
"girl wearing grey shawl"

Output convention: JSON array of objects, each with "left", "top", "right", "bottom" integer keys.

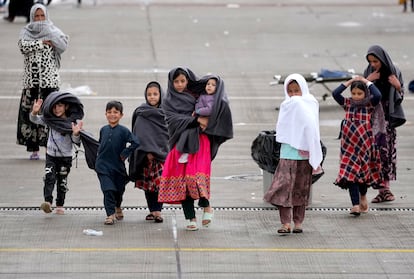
[
  {"left": 130, "top": 81, "right": 169, "bottom": 223},
  {"left": 364, "top": 45, "right": 406, "bottom": 203},
  {"left": 158, "top": 67, "right": 233, "bottom": 231},
  {"left": 16, "top": 3, "right": 69, "bottom": 160}
]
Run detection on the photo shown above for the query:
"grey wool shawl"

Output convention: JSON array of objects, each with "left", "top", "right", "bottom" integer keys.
[
  {"left": 131, "top": 81, "right": 169, "bottom": 163},
  {"left": 162, "top": 67, "right": 233, "bottom": 160},
  {"left": 364, "top": 45, "right": 406, "bottom": 128},
  {"left": 41, "top": 91, "right": 84, "bottom": 134},
  {"left": 19, "top": 4, "right": 68, "bottom": 68}
]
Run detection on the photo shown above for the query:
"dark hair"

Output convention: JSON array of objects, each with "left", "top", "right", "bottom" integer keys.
[
  {"left": 106, "top": 100, "right": 123, "bottom": 113},
  {"left": 172, "top": 68, "right": 189, "bottom": 81},
  {"left": 147, "top": 81, "right": 160, "bottom": 90},
  {"left": 288, "top": 80, "right": 298, "bottom": 86},
  {"left": 350, "top": 80, "right": 367, "bottom": 94}
]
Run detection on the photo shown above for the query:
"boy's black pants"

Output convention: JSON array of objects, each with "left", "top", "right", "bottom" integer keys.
[{"left": 44, "top": 154, "right": 72, "bottom": 207}]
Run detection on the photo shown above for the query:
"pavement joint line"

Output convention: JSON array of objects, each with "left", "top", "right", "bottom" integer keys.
[
  {"left": 0, "top": 206, "right": 413, "bottom": 211},
  {"left": 1, "top": 247, "right": 414, "bottom": 253}
]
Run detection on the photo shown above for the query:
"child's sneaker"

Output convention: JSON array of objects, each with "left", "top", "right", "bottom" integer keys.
[
  {"left": 178, "top": 153, "right": 189, "bottom": 163},
  {"left": 30, "top": 153, "right": 40, "bottom": 160},
  {"left": 40, "top": 202, "right": 52, "bottom": 213},
  {"left": 55, "top": 206, "right": 65, "bottom": 215}
]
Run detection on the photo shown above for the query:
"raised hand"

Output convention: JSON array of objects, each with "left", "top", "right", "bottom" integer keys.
[{"left": 32, "top": 99, "right": 43, "bottom": 115}]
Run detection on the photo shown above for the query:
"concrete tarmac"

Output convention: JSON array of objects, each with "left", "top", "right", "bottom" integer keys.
[{"left": 0, "top": 0, "right": 414, "bottom": 278}]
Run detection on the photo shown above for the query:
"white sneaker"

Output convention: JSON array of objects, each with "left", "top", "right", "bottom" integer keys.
[{"left": 178, "top": 153, "right": 189, "bottom": 163}]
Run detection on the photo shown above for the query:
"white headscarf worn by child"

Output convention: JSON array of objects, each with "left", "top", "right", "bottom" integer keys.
[{"left": 276, "top": 73, "right": 322, "bottom": 170}]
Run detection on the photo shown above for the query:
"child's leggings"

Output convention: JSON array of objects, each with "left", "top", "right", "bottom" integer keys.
[
  {"left": 181, "top": 196, "right": 209, "bottom": 220},
  {"left": 145, "top": 191, "right": 163, "bottom": 212},
  {"left": 348, "top": 183, "right": 368, "bottom": 206}
]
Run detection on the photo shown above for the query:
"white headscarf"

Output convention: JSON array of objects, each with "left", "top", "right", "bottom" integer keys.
[
  {"left": 19, "top": 4, "right": 68, "bottom": 67},
  {"left": 276, "top": 73, "right": 322, "bottom": 170}
]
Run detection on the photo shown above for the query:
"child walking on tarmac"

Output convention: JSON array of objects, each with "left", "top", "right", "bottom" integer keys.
[
  {"left": 130, "top": 81, "right": 169, "bottom": 223},
  {"left": 179, "top": 77, "right": 217, "bottom": 163},
  {"left": 95, "top": 101, "right": 140, "bottom": 225},
  {"left": 30, "top": 91, "right": 84, "bottom": 215},
  {"left": 264, "top": 73, "right": 323, "bottom": 234},
  {"left": 332, "top": 76, "right": 384, "bottom": 216}
]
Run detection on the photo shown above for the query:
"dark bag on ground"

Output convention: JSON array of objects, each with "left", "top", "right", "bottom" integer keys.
[{"left": 251, "top": 130, "right": 327, "bottom": 184}]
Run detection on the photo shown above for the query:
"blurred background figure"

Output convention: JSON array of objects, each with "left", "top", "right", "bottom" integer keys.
[
  {"left": 3, "top": 0, "right": 33, "bottom": 23},
  {"left": 45, "top": 0, "right": 82, "bottom": 6},
  {"left": 401, "top": 0, "right": 414, "bottom": 12}
]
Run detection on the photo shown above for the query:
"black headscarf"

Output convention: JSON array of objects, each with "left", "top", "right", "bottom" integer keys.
[
  {"left": 162, "top": 67, "right": 233, "bottom": 160},
  {"left": 364, "top": 45, "right": 406, "bottom": 128},
  {"left": 41, "top": 91, "right": 84, "bottom": 134}
]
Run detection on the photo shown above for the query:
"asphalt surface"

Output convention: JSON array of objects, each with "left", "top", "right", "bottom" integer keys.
[{"left": 0, "top": 0, "right": 414, "bottom": 278}]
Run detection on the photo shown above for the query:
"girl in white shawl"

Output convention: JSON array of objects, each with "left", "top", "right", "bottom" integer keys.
[
  {"left": 16, "top": 3, "right": 69, "bottom": 160},
  {"left": 264, "top": 73, "right": 322, "bottom": 234}
]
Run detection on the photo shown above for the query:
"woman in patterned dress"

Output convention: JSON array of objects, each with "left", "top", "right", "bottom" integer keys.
[
  {"left": 364, "top": 45, "right": 406, "bottom": 203},
  {"left": 332, "top": 76, "right": 384, "bottom": 216},
  {"left": 16, "top": 3, "right": 68, "bottom": 160}
]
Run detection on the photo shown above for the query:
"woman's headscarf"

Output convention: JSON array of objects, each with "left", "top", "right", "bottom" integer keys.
[
  {"left": 19, "top": 4, "right": 69, "bottom": 67},
  {"left": 364, "top": 45, "right": 406, "bottom": 128},
  {"left": 276, "top": 73, "right": 322, "bottom": 170}
]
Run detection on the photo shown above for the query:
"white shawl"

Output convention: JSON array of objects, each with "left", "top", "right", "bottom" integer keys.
[{"left": 276, "top": 73, "right": 322, "bottom": 170}]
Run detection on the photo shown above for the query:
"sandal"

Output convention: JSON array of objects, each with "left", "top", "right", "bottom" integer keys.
[
  {"left": 382, "top": 190, "right": 395, "bottom": 202},
  {"left": 55, "top": 207, "right": 65, "bottom": 215},
  {"left": 350, "top": 205, "right": 361, "bottom": 216},
  {"left": 202, "top": 211, "right": 213, "bottom": 227},
  {"left": 371, "top": 192, "right": 384, "bottom": 203},
  {"left": 186, "top": 221, "right": 198, "bottom": 231},
  {"left": 154, "top": 216, "right": 163, "bottom": 223},
  {"left": 277, "top": 226, "right": 291, "bottom": 234},
  {"left": 104, "top": 215, "right": 115, "bottom": 225},
  {"left": 371, "top": 191, "right": 395, "bottom": 203},
  {"left": 30, "top": 153, "right": 40, "bottom": 160},
  {"left": 292, "top": 228, "right": 303, "bottom": 234},
  {"left": 145, "top": 214, "right": 155, "bottom": 221},
  {"left": 115, "top": 207, "right": 124, "bottom": 220}
]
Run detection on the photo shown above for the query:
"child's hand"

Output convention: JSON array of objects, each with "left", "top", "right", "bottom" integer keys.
[
  {"left": 147, "top": 153, "right": 154, "bottom": 161},
  {"left": 32, "top": 99, "right": 43, "bottom": 115},
  {"left": 43, "top": 40, "right": 53, "bottom": 47},
  {"left": 71, "top": 120, "right": 83, "bottom": 136},
  {"left": 198, "top": 116, "right": 209, "bottom": 131}
]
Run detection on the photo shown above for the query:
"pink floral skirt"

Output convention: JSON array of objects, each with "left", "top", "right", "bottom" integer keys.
[{"left": 158, "top": 133, "right": 211, "bottom": 204}]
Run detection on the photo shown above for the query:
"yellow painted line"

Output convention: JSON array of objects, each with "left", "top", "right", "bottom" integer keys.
[{"left": 0, "top": 247, "right": 414, "bottom": 253}]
